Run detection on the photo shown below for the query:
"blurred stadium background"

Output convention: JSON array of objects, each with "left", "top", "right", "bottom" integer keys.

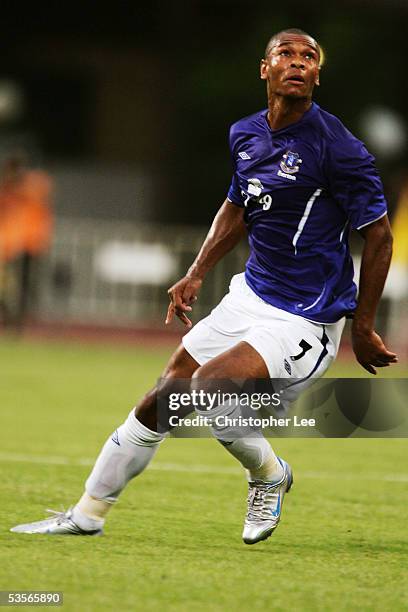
[{"left": 0, "top": 1, "right": 407, "bottom": 354}]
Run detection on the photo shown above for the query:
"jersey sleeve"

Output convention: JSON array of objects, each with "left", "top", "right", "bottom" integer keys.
[
  {"left": 227, "top": 173, "right": 245, "bottom": 207},
  {"left": 226, "top": 124, "right": 245, "bottom": 207},
  {"left": 326, "top": 137, "right": 387, "bottom": 230}
]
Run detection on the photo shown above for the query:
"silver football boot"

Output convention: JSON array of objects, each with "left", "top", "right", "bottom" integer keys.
[
  {"left": 242, "top": 457, "right": 293, "bottom": 545},
  {"left": 10, "top": 508, "right": 103, "bottom": 536}
]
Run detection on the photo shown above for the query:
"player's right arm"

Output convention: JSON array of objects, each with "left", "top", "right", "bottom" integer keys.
[{"left": 166, "top": 199, "right": 246, "bottom": 327}]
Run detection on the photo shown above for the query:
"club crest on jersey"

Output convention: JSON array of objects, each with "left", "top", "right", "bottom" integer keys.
[{"left": 280, "top": 151, "right": 302, "bottom": 175}]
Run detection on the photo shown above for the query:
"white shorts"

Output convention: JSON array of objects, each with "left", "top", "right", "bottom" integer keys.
[{"left": 183, "top": 273, "right": 345, "bottom": 404}]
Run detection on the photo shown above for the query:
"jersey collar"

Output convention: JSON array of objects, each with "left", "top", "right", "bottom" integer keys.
[{"left": 263, "top": 102, "right": 319, "bottom": 135}]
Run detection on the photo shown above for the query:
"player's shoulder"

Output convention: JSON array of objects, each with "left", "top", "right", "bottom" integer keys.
[
  {"left": 314, "top": 104, "right": 367, "bottom": 154},
  {"left": 229, "top": 109, "right": 267, "bottom": 142}
]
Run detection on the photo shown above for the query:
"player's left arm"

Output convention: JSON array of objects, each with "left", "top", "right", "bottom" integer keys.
[{"left": 352, "top": 214, "right": 397, "bottom": 374}]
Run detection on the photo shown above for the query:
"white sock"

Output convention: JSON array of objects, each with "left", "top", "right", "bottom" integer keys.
[
  {"left": 72, "top": 499, "right": 106, "bottom": 532},
  {"left": 220, "top": 437, "right": 284, "bottom": 483},
  {"left": 73, "top": 410, "right": 164, "bottom": 528},
  {"left": 196, "top": 398, "right": 284, "bottom": 483}
]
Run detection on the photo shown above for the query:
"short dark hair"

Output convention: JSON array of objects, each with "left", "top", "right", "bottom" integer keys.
[{"left": 264, "top": 28, "right": 322, "bottom": 65}]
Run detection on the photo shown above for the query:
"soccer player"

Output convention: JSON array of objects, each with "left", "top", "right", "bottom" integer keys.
[{"left": 11, "top": 28, "right": 397, "bottom": 544}]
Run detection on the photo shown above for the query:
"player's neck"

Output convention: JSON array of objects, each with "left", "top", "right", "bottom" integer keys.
[{"left": 266, "top": 95, "right": 312, "bottom": 131}]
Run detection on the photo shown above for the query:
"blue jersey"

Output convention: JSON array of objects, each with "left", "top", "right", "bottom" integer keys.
[{"left": 227, "top": 102, "right": 387, "bottom": 324}]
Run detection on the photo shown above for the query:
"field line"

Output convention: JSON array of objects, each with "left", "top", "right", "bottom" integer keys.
[{"left": 0, "top": 451, "right": 407, "bottom": 483}]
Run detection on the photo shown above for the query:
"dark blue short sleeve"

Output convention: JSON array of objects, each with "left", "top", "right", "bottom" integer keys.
[
  {"left": 326, "top": 138, "right": 387, "bottom": 230},
  {"left": 227, "top": 173, "right": 245, "bottom": 207},
  {"left": 226, "top": 123, "right": 245, "bottom": 207}
]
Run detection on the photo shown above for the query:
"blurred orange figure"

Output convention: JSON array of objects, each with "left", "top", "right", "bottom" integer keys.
[{"left": 0, "top": 155, "right": 53, "bottom": 326}]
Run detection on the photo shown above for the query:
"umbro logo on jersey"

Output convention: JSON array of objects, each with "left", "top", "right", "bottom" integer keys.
[{"left": 238, "top": 151, "right": 251, "bottom": 160}]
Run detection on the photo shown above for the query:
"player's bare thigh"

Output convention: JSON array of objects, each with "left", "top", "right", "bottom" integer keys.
[
  {"left": 193, "top": 341, "right": 269, "bottom": 379},
  {"left": 189, "top": 341, "right": 269, "bottom": 407},
  {"left": 135, "top": 344, "right": 199, "bottom": 429},
  {"left": 136, "top": 342, "right": 267, "bottom": 430},
  {"left": 161, "top": 343, "right": 200, "bottom": 379}
]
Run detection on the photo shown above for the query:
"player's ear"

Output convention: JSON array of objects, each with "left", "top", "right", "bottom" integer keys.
[
  {"left": 315, "top": 68, "right": 320, "bottom": 86},
  {"left": 260, "top": 59, "right": 268, "bottom": 80}
]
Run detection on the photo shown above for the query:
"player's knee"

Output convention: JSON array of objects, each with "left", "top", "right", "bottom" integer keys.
[
  {"left": 190, "top": 362, "right": 227, "bottom": 399},
  {"left": 191, "top": 364, "right": 211, "bottom": 387},
  {"left": 191, "top": 361, "right": 224, "bottom": 381}
]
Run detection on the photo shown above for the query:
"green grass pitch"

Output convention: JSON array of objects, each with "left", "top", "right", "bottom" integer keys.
[{"left": 0, "top": 337, "right": 407, "bottom": 611}]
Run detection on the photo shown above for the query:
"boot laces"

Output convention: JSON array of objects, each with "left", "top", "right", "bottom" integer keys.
[
  {"left": 45, "top": 507, "right": 72, "bottom": 525},
  {"left": 246, "top": 483, "right": 279, "bottom": 522}
]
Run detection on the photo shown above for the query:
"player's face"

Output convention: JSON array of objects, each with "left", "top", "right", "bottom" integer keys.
[{"left": 260, "top": 34, "right": 320, "bottom": 99}]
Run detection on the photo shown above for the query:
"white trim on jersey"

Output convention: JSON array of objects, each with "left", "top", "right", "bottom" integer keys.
[
  {"left": 356, "top": 210, "right": 387, "bottom": 231},
  {"left": 302, "top": 283, "right": 327, "bottom": 312},
  {"left": 292, "top": 188, "right": 323, "bottom": 255},
  {"left": 339, "top": 220, "right": 349, "bottom": 242}
]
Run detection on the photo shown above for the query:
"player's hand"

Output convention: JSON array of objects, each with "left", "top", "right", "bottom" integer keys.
[
  {"left": 351, "top": 328, "right": 398, "bottom": 375},
  {"left": 165, "top": 275, "right": 203, "bottom": 327}
]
